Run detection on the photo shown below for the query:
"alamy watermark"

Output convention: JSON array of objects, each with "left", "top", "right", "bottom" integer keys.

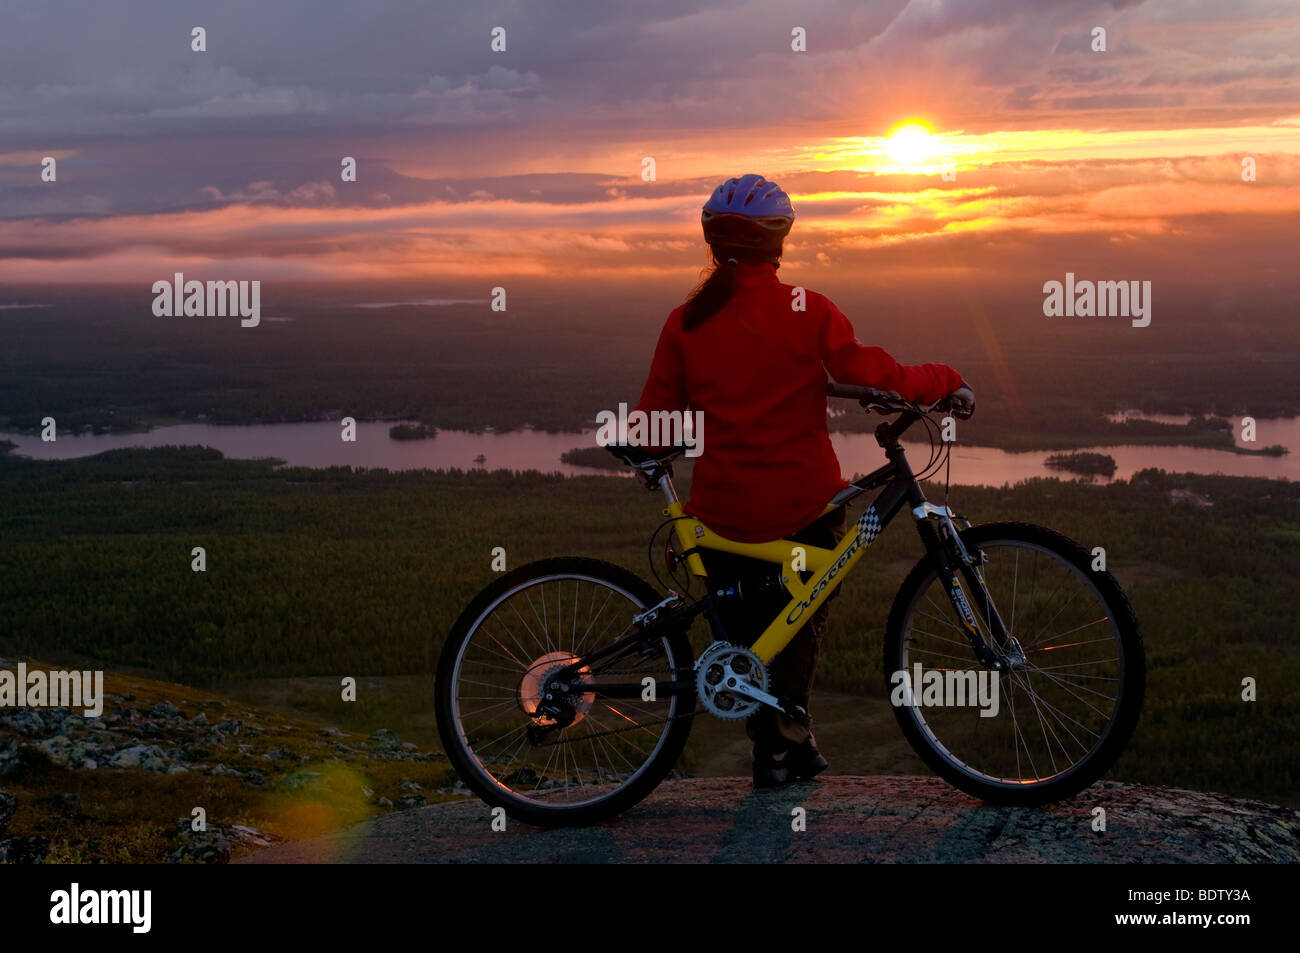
[
  {"left": 594, "top": 402, "right": 704, "bottom": 458},
  {"left": 50, "top": 883, "right": 150, "bottom": 933},
  {"left": 152, "top": 272, "right": 261, "bottom": 327},
  {"left": 889, "top": 663, "right": 1000, "bottom": 717},
  {"left": 0, "top": 662, "right": 104, "bottom": 717},
  {"left": 1042, "top": 272, "right": 1151, "bottom": 327}
]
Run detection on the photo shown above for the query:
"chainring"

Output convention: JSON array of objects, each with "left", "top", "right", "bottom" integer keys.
[{"left": 695, "top": 642, "right": 769, "bottom": 720}]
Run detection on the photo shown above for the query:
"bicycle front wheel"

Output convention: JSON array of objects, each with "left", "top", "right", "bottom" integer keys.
[
  {"left": 435, "top": 557, "right": 695, "bottom": 826},
  {"left": 884, "top": 521, "right": 1144, "bottom": 805}
]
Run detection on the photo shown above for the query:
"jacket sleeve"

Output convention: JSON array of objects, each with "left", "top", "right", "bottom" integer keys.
[
  {"left": 631, "top": 308, "right": 689, "bottom": 448},
  {"left": 819, "top": 297, "right": 963, "bottom": 404}
]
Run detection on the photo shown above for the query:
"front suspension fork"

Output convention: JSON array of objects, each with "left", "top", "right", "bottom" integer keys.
[{"left": 914, "top": 506, "right": 1022, "bottom": 671}]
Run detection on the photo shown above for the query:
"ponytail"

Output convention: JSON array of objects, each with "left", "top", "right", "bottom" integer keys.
[
  {"left": 682, "top": 255, "right": 740, "bottom": 331},
  {"left": 682, "top": 243, "right": 781, "bottom": 331}
]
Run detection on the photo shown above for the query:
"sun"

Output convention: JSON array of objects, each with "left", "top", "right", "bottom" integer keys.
[{"left": 885, "top": 120, "right": 939, "bottom": 168}]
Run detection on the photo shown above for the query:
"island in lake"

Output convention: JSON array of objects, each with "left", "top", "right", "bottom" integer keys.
[
  {"left": 1044, "top": 451, "right": 1118, "bottom": 478},
  {"left": 389, "top": 422, "right": 437, "bottom": 441}
]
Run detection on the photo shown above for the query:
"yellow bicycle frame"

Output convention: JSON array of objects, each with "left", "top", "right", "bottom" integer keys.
[{"left": 661, "top": 498, "right": 885, "bottom": 664}]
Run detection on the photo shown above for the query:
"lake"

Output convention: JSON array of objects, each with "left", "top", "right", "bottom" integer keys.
[{"left": 3, "top": 416, "right": 1297, "bottom": 486}]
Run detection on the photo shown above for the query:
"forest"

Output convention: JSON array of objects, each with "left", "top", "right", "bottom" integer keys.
[
  {"left": 3, "top": 278, "right": 1298, "bottom": 453},
  {"left": 1, "top": 441, "right": 1296, "bottom": 807}
]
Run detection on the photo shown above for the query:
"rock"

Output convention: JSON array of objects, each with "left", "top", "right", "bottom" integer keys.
[
  {"left": 228, "top": 825, "right": 279, "bottom": 848},
  {"left": 397, "top": 794, "right": 427, "bottom": 808},
  {"left": 49, "top": 710, "right": 78, "bottom": 735},
  {"left": 83, "top": 758, "right": 98, "bottom": 770},
  {"left": 201, "top": 699, "right": 223, "bottom": 709},
  {"left": 36, "top": 737, "right": 72, "bottom": 767},
  {"left": 377, "top": 797, "right": 393, "bottom": 808},
  {"left": 398, "top": 779, "right": 424, "bottom": 795},
  {"left": 170, "top": 830, "right": 231, "bottom": 864},
  {"left": 0, "top": 790, "right": 16, "bottom": 833},
  {"left": 401, "top": 742, "right": 419, "bottom": 751},
  {"left": 170, "top": 820, "right": 279, "bottom": 863},
  {"left": 368, "top": 728, "right": 400, "bottom": 749},
  {"left": 167, "top": 764, "right": 189, "bottom": 775},
  {"left": 318, "top": 727, "right": 344, "bottom": 738},
  {"left": 0, "top": 835, "right": 48, "bottom": 864},
  {"left": 243, "top": 770, "right": 269, "bottom": 788},
  {"left": 4, "top": 709, "right": 45, "bottom": 736},
  {"left": 237, "top": 778, "right": 1300, "bottom": 865},
  {"left": 0, "top": 740, "right": 27, "bottom": 777},
  {"left": 214, "top": 719, "right": 243, "bottom": 736},
  {"left": 191, "top": 711, "right": 209, "bottom": 726},
  {"left": 110, "top": 744, "right": 169, "bottom": 772}
]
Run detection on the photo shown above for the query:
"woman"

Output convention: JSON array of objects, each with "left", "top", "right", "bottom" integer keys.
[{"left": 633, "top": 173, "right": 973, "bottom": 787}]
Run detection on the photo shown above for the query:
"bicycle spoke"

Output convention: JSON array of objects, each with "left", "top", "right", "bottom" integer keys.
[
  {"left": 895, "top": 534, "right": 1137, "bottom": 793},
  {"left": 447, "top": 570, "right": 683, "bottom": 813}
]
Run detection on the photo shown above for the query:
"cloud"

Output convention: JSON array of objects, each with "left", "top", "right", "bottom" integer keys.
[{"left": 2, "top": 0, "right": 1299, "bottom": 289}]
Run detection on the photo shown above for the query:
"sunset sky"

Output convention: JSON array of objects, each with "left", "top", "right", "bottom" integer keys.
[{"left": 1, "top": 0, "right": 1298, "bottom": 284}]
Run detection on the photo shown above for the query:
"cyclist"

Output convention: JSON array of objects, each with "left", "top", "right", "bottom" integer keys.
[{"left": 632, "top": 173, "right": 974, "bottom": 787}]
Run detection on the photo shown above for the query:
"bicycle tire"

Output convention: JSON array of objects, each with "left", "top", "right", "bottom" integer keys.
[
  {"left": 436, "top": 557, "right": 696, "bottom": 826},
  {"left": 884, "top": 521, "right": 1144, "bottom": 805}
]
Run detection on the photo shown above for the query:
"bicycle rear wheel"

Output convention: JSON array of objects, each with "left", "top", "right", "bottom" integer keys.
[
  {"left": 884, "top": 521, "right": 1144, "bottom": 805},
  {"left": 435, "top": 557, "right": 695, "bottom": 826}
]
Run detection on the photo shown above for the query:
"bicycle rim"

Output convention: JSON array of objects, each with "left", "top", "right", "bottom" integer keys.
[
  {"left": 896, "top": 537, "right": 1131, "bottom": 793},
  {"left": 448, "top": 572, "right": 684, "bottom": 812}
]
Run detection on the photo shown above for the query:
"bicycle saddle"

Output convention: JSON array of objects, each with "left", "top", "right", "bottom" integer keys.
[{"left": 604, "top": 444, "right": 686, "bottom": 467}]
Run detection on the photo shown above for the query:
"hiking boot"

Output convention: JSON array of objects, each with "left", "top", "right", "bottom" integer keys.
[
  {"left": 789, "top": 737, "right": 829, "bottom": 779},
  {"left": 752, "top": 742, "right": 794, "bottom": 788},
  {"left": 751, "top": 738, "right": 829, "bottom": 787}
]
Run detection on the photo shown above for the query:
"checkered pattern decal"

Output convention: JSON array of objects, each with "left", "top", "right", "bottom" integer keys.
[{"left": 856, "top": 506, "right": 883, "bottom": 543}]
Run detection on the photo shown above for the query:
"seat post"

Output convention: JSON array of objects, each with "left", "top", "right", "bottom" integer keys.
[{"left": 658, "top": 470, "right": 680, "bottom": 504}]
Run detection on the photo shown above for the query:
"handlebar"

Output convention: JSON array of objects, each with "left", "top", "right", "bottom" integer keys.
[{"left": 826, "top": 381, "right": 938, "bottom": 415}]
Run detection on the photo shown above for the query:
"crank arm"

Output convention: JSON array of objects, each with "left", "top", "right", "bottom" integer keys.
[{"left": 722, "top": 677, "right": 786, "bottom": 714}]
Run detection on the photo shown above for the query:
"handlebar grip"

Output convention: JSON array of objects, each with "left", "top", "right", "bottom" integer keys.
[{"left": 825, "top": 381, "right": 904, "bottom": 403}]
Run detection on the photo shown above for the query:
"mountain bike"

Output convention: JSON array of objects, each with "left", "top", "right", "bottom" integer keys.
[{"left": 435, "top": 382, "right": 1145, "bottom": 826}]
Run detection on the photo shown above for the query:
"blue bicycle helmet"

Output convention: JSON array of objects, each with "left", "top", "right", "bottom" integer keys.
[{"left": 701, "top": 174, "right": 795, "bottom": 259}]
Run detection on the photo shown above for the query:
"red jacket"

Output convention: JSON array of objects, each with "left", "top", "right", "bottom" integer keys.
[{"left": 634, "top": 262, "right": 963, "bottom": 542}]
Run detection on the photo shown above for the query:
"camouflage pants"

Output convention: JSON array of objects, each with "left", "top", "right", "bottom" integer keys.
[{"left": 698, "top": 505, "right": 848, "bottom": 749}]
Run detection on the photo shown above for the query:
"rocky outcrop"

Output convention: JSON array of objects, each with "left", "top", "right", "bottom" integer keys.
[{"left": 237, "top": 777, "right": 1300, "bottom": 864}]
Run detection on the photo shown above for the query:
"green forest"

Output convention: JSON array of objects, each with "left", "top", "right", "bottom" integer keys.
[
  {"left": 1, "top": 441, "right": 1297, "bottom": 806},
  {"left": 3, "top": 282, "right": 1299, "bottom": 454}
]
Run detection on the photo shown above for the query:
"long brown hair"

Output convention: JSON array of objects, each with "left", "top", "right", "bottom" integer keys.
[{"left": 682, "top": 243, "right": 781, "bottom": 331}]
